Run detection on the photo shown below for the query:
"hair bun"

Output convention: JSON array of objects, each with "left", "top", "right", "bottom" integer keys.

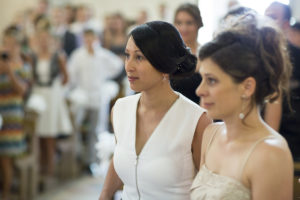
[{"left": 171, "top": 52, "right": 197, "bottom": 79}]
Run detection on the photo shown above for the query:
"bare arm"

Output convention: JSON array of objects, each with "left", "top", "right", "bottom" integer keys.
[
  {"left": 192, "top": 112, "right": 212, "bottom": 170},
  {"left": 99, "top": 159, "right": 123, "bottom": 200},
  {"left": 249, "top": 139, "right": 293, "bottom": 200},
  {"left": 264, "top": 96, "right": 282, "bottom": 131}
]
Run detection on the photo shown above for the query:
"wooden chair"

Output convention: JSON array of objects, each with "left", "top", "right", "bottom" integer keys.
[{"left": 14, "top": 109, "right": 39, "bottom": 200}]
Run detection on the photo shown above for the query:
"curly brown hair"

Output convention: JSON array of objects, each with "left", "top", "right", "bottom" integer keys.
[{"left": 199, "top": 13, "right": 292, "bottom": 116}]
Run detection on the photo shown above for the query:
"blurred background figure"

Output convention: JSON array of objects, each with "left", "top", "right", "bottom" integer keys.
[
  {"left": 0, "top": 26, "right": 32, "bottom": 200},
  {"left": 35, "top": 0, "right": 50, "bottom": 17},
  {"left": 68, "top": 28, "right": 122, "bottom": 172},
  {"left": 64, "top": 4, "right": 77, "bottom": 26},
  {"left": 171, "top": 3, "right": 204, "bottom": 104},
  {"left": 174, "top": 3, "right": 203, "bottom": 55},
  {"left": 127, "top": 10, "right": 149, "bottom": 34},
  {"left": 70, "top": 5, "right": 102, "bottom": 47},
  {"left": 31, "top": 16, "right": 72, "bottom": 185},
  {"left": 157, "top": 3, "right": 173, "bottom": 23},
  {"left": 265, "top": 1, "right": 300, "bottom": 161},
  {"left": 50, "top": 6, "right": 77, "bottom": 58},
  {"left": 101, "top": 12, "right": 129, "bottom": 111},
  {"left": 101, "top": 13, "right": 128, "bottom": 61}
]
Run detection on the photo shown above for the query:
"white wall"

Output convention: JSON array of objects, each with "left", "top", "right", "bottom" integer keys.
[
  {"left": 290, "top": 0, "right": 300, "bottom": 22},
  {"left": 0, "top": 0, "right": 37, "bottom": 34}
]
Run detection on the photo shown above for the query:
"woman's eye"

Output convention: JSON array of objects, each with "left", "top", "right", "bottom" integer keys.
[
  {"left": 207, "top": 77, "right": 217, "bottom": 85},
  {"left": 175, "top": 21, "right": 182, "bottom": 26},
  {"left": 136, "top": 55, "right": 144, "bottom": 61},
  {"left": 186, "top": 21, "right": 195, "bottom": 26},
  {"left": 124, "top": 53, "right": 130, "bottom": 60}
]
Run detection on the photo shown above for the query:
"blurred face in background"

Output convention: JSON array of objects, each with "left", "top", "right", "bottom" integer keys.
[
  {"left": 83, "top": 32, "right": 97, "bottom": 49},
  {"left": 174, "top": 11, "right": 198, "bottom": 45},
  {"left": 265, "top": 3, "right": 287, "bottom": 29},
  {"left": 51, "top": 7, "right": 66, "bottom": 26},
  {"left": 111, "top": 15, "right": 127, "bottom": 34},
  {"left": 76, "top": 6, "right": 89, "bottom": 23},
  {"left": 2, "top": 35, "right": 20, "bottom": 55},
  {"left": 36, "top": 30, "right": 52, "bottom": 49}
]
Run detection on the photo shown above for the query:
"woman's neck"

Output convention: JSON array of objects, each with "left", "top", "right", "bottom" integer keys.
[
  {"left": 222, "top": 107, "right": 267, "bottom": 142},
  {"left": 140, "top": 82, "right": 178, "bottom": 110},
  {"left": 185, "top": 40, "right": 198, "bottom": 55}
]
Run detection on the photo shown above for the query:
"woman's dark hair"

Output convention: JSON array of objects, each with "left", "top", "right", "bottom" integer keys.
[
  {"left": 174, "top": 3, "right": 203, "bottom": 29},
  {"left": 130, "top": 21, "right": 197, "bottom": 79},
  {"left": 199, "top": 13, "right": 292, "bottom": 110}
]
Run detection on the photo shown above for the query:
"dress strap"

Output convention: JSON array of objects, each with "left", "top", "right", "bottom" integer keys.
[
  {"left": 204, "top": 124, "right": 222, "bottom": 164},
  {"left": 239, "top": 135, "right": 275, "bottom": 179}
]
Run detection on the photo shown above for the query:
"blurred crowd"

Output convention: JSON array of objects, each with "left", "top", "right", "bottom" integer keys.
[
  {"left": 0, "top": 0, "right": 145, "bottom": 199},
  {"left": 0, "top": 0, "right": 299, "bottom": 199}
]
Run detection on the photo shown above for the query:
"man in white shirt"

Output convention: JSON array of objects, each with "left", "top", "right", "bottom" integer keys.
[{"left": 68, "top": 29, "right": 123, "bottom": 170}]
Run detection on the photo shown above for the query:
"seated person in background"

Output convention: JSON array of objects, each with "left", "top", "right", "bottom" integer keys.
[{"left": 68, "top": 28, "right": 123, "bottom": 170}]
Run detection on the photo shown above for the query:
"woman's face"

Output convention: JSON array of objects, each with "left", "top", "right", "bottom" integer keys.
[
  {"left": 2, "top": 36, "right": 19, "bottom": 53},
  {"left": 196, "top": 58, "right": 245, "bottom": 120},
  {"left": 174, "top": 11, "right": 198, "bottom": 44},
  {"left": 124, "top": 36, "right": 164, "bottom": 92},
  {"left": 37, "top": 30, "right": 51, "bottom": 47}
]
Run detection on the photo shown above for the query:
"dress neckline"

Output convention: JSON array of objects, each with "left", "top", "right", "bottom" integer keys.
[
  {"left": 201, "top": 164, "right": 250, "bottom": 193},
  {"left": 133, "top": 93, "right": 181, "bottom": 156}
]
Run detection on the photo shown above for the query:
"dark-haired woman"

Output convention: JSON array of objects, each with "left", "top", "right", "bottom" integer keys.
[
  {"left": 191, "top": 13, "right": 293, "bottom": 199},
  {"left": 171, "top": 3, "right": 203, "bottom": 104},
  {"left": 99, "top": 21, "right": 211, "bottom": 200}
]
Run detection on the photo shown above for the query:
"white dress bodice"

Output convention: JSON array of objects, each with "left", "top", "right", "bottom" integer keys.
[{"left": 113, "top": 93, "right": 205, "bottom": 200}]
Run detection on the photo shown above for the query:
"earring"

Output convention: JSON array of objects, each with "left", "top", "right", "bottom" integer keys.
[
  {"left": 239, "top": 112, "right": 245, "bottom": 120},
  {"left": 239, "top": 95, "right": 247, "bottom": 119}
]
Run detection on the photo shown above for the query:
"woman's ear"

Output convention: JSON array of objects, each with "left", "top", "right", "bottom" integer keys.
[
  {"left": 162, "top": 73, "right": 170, "bottom": 80},
  {"left": 241, "top": 77, "right": 256, "bottom": 97}
]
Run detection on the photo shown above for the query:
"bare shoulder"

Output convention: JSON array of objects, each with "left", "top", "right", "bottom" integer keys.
[
  {"left": 255, "top": 132, "right": 291, "bottom": 162},
  {"left": 246, "top": 131, "right": 294, "bottom": 199},
  {"left": 250, "top": 131, "right": 292, "bottom": 170},
  {"left": 195, "top": 112, "right": 212, "bottom": 134},
  {"left": 201, "top": 122, "right": 224, "bottom": 150}
]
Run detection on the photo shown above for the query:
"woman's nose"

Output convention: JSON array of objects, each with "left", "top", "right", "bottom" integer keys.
[
  {"left": 195, "top": 81, "right": 206, "bottom": 98},
  {"left": 125, "top": 57, "right": 134, "bottom": 72}
]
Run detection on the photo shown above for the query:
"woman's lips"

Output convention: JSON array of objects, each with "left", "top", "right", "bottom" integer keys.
[
  {"left": 128, "top": 76, "right": 139, "bottom": 82},
  {"left": 202, "top": 102, "right": 214, "bottom": 109}
]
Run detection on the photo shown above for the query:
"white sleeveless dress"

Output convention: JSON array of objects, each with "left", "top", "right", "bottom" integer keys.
[
  {"left": 113, "top": 93, "right": 206, "bottom": 200},
  {"left": 33, "top": 59, "right": 72, "bottom": 137},
  {"left": 191, "top": 124, "right": 273, "bottom": 200}
]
